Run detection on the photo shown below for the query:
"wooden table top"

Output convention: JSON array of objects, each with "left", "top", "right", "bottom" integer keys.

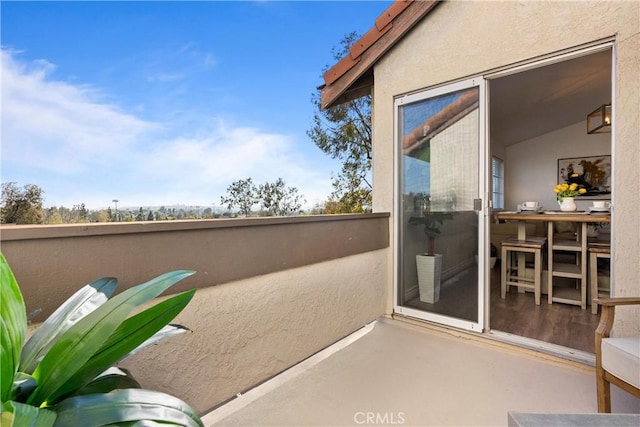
[{"left": 494, "top": 211, "right": 611, "bottom": 223}]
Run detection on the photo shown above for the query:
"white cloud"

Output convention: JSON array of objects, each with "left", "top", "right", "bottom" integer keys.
[
  {"left": 133, "top": 119, "right": 331, "bottom": 207},
  {"left": 1, "top": 49, "right": 156, "bottom": 174},
  {"left": 1, "top": 49, "right": 334, "bottom": 210},
  {"left": 177, "top": 40, "right": 216, "bottom": 68}
]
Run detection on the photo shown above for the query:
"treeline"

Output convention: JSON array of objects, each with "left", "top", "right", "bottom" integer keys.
[
  {"left": 42, "top": 204, "right": 231, "bottom": 224},
  {"left": 0, "top": 182, "right": 235, "bottom": 225},
  {"left": 1, "top": 178, "right": 366, "bottom": 225},
  {"left": 1, "top": 181, "right": 312, "bottom": 225}
]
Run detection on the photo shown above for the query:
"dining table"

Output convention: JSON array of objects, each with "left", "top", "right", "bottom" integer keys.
[{"left": 493, "top": 209, "right": 611, "bottom": 308}]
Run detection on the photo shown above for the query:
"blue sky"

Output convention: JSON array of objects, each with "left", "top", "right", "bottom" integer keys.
[{"left": 1, "top": 0, "right": 391, "bottom": 210}]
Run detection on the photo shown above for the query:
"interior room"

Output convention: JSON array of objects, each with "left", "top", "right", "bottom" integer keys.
[{"left": 488, "top": 48, "right": 613, "bottom": 353}]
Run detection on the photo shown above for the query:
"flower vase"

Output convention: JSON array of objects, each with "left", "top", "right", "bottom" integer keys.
[{"left": 559, "top": 197, "right": 577, "bottom": 212}]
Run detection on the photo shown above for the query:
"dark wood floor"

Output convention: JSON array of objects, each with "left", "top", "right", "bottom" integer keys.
[
  {"left": 405, "top": 261, "right": 601, "bottom": 354},
  {"left": 489, "top": 261, "right": 600, "bottom": 353}
]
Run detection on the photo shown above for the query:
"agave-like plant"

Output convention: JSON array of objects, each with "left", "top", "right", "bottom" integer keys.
[{"left": 0, "top": 252, "right": 203, "bottom": 426}]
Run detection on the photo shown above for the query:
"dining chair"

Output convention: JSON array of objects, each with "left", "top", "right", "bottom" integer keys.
[{"left": 501, "top": 237, "right": 547, "bottom": 305}]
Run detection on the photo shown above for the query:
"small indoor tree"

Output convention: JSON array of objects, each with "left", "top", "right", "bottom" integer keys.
[
  {"left": 409, "top": 211, "right": 453, "bottom": 256},
  {"left": 408, "top": 201, "right": 454, "bottom": 304}
]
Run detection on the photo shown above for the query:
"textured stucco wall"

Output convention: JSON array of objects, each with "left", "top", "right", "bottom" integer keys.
[
  {"left": 1, "top": 216, "right": 389, "bottom": 413},
  {"left": 119, "top": 250, "right": 387, "bottom": 414},
  {"left": 372, "top": 1, "right": 639, "bottom": 332},
  {"left": 2, "top": 214, "right": 388, "bottom": 323}
]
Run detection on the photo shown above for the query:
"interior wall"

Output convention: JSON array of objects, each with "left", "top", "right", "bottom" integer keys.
[
  {"left": 504, "top": 120, "right": 611, "bottom": 211},
  {"left": 491, "top": 140, "right": 507, "bottom": 165}
]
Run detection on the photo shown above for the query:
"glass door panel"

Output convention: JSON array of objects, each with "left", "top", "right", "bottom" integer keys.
[{"left": 395, "top": 79, "right": 485, "bottom": 332}]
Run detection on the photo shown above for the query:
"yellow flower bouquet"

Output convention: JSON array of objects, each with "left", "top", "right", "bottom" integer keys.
[{"left": 554, "top": 180, "right": 587, "bottom": 202}]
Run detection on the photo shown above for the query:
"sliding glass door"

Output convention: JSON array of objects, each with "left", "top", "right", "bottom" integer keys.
[{"left": 394, "top": 78, "right": 486, "bottom": 332}]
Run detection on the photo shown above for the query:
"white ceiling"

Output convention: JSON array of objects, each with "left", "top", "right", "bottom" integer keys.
[{"left": 489, "top": 49, "right": 612, "bottom": 146}]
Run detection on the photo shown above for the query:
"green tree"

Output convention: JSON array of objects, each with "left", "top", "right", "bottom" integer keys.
[
  {"left": 308, "top": 32, "right": 372, "bottom": 214},
  {"left": 147, "top": 210, "right": 154, "bottom": 221},
  {"left": 58, "top": 206, "right": 74, "bottom": 223},
  {"left": 257, "top": 178, "right": 305, "bottom": 216},
  {"left": 220, "top": 178, "right": 258, "bottom": 217},
  {"left": 328, "top": 168, "right": 372, "bottom": 213},
  {"left": 308, "top": 202, "right": 326, "bottom": 215},
  {"left": 44, "top": 207, "right": 63, "bottom": 224},
  {"left": 72, "top": 203, "right": 89, "bottom": 223},
  {"left": 91, "top": 209, "right": 111, "bottom": 223},
  {"left": 1, "top": 182, "right": 45, "bottom": 224},
  {"left": 157, "top": 206, "right": 167, "bottom": 220}
]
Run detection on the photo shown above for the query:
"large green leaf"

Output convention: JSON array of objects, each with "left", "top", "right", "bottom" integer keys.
[
  {"left": 1, "top": 400, "right": 57, "bottom": 427},
  {"left": 52, "top": 389, "right": 203, "bottom": 427},
  {"left": 52, "top": 290, "right": 195, "bottom": 401},
  {"left": 93, "top": 291, "right": 195, "bottom": 363},
  {"left": 10, "top": 372, "right": 37, "bottom": 403},
  {"left": 0, "top": 253, "right": 27, "bottom": 403},
  {"left": 20, "top": 277, "right": 118, "bottom": 374},
  {"left": 1, "top": 318, "right": 16, "bottom": 402},
  {"left": 71, "top": 367, "right": 140, "bottom": 397},
  {"left": 28, "top": 270, "right": 195, "bottom": 407},
  {"left": 128, "top": 324, "right": 191, "bottom": 357}
]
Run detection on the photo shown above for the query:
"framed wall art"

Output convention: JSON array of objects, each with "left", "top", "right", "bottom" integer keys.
[{"left": 557, "top": 155, "right": 611, "bottom": 198}]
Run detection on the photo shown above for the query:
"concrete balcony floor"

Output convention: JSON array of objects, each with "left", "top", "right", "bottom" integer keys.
[{"left": 203, "top": 317, "right": 639, "bottom": 426}]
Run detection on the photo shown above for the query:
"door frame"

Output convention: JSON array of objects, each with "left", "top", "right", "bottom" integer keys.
[
  {"left": 391, "top": 39, "right": 615, "bottom": 360},
  {"left": 483, "top": 41, "right": 615, "bottom": 335}
]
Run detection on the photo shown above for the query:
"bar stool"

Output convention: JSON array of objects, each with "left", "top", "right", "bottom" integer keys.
[
  {"left": 589, "top": 243, "right": 611, "bottom": 314},
  {"left": 501, "top": 237, "right": 547, "bottom": 305}
]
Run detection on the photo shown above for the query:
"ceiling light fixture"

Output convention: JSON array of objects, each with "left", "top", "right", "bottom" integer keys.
[{"left": 587, "top": 103, "right": 612, "bottom": 134}]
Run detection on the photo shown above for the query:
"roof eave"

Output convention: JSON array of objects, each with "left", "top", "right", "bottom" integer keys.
[{"left": 320, "top": 0, "right": 441, "bottom": 110}]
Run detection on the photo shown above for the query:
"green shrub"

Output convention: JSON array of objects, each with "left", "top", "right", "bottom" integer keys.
[{"left": 0, "top": 252, "right": 203, "bottom": 426}]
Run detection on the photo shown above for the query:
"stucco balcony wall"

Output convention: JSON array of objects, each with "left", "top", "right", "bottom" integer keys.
[{"left": 0, "top": 213, "right": 390, "bottom": 413}]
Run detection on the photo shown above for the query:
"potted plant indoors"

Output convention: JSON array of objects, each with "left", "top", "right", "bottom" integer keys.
[{"left": 409, "top": 211, "right": 453, "bottom": 303}]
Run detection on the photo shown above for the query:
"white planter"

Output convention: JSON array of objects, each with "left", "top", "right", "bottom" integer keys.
[{"left": 416, "top": 253, "right": 442, "bottom": 303}]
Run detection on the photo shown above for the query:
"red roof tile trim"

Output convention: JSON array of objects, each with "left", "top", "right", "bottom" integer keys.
[
  {"left": 403, "top": 91, "right": 479, "bottom": 155},
  {"left": 321, "top": 0, "right": 440, "bottom": 109},
  {"left": 323, "top": 1, "right": 412, "bottom": 87}
]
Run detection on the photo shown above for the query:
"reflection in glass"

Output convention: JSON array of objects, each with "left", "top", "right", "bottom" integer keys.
[{"left": 398, "top": 87, "right": 480, "bottom": 323}]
